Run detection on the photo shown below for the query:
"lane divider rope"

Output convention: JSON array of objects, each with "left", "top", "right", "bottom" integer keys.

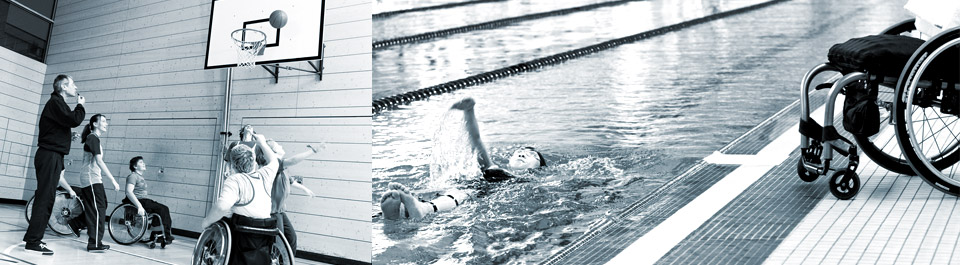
[
  {"left": 373, "top": 0, "right": 507, "bottom": 19},
  {"left": 372, "top": 0, "right": 790, "bottom": 115},
  {"left": 373, "top": 0, "right": 649, "bottom": 50}
]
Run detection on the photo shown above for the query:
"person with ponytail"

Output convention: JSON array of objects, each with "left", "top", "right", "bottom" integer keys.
[
  {"left": 264, "top": 139, "right": 323, "bottom": 252},
  {"left": 78, "top": 114, "right": 120, "bottom": 252}
]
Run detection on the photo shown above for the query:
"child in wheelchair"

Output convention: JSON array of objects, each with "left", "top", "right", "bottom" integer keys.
[
  {"left": 201, "top": 133, "right": 283, "bottom": 265},
  {"left": 123, "top": 156, "right": 174, "bottom": 245}
]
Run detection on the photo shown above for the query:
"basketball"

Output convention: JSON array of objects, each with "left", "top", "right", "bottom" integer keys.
[{"left": 269, "top": 10, "right": 288, "bottom": 29}]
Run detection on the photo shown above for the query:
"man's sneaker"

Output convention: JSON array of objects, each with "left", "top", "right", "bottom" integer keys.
[
  {"left": 24, "top": 243, "right": 54, "bottom": 255},
  {"left": 163, "top": 235, "right": 174, "bottom": 245},
  {"left": 86, "top": 244, "right": 110, "bottom": 253}
]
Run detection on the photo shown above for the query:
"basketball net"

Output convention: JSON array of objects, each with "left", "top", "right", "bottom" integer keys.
[{"left": 231, "top": 29, "right": 266, "bottom": 69}]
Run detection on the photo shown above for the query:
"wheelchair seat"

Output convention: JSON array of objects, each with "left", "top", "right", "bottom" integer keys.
[
  {"left": 829, "top": 34, "right": 959, "bottom": 80},
  {"left": 828, "top": 34, "right": 925, "bottom": 77}
]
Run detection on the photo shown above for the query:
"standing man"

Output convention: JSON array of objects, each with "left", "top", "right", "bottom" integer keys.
[{"left": 23, "top": 74, "right": 86, "bottom": 255}]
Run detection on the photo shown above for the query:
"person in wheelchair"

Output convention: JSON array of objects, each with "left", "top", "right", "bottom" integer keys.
[
  {"left": 201, "top": 133, "right": 280, "bottom": 265},
  {"left": 123, "top": 156, "right": 174, "bottom": 244}
]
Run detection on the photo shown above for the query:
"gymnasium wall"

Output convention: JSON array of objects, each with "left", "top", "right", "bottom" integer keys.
[
  {"left": 0, "top": 47, "right": 45, "bottom": 201},
  {"left": 21, "top": 0, "right": 371, "bottom": 262}
]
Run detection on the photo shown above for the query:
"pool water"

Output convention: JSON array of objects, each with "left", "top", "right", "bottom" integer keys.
[{"left": 372, "top": 0, "right": 910, "bottom": 264}]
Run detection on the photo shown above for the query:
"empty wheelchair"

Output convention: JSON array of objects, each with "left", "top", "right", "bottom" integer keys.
[
  {"left": 192, "top": 219, "right": 295, "bottom": 265},
  {"left": 108, "top": 203, "right": 167, "bottom": 248},
  {"left": 799, "top": 19, "right": 960, "bottom": 199},
  {"left": 24, "top": 187, "right": 84, "bottom": 235}
]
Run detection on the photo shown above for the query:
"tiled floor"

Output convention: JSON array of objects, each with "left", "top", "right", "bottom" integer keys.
[{"left": 0, "top": 203, "right": 330, "bottom": 265}]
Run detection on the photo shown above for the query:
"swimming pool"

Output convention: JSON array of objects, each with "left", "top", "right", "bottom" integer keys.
[{"left": 372, "top": 0, "right": 910, "bottom": 264}]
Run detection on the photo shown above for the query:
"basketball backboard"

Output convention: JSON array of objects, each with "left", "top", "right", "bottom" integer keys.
[{"left": 204, "top": 0, "right": 325, "bottom": 69}]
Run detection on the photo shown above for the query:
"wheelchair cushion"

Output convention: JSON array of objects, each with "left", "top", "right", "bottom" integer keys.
[{"left": 828, "top": 35, "right": 924, "bottom": 76}]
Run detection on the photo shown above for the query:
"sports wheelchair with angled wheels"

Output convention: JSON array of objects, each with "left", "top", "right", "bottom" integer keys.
[
  {"left": 107, "top": 203, "right": 168, "bottom": 248},
  {"left": 25, "top": 186, "right": 84, "bottom": 235},
  {"left": 799, "top": 19, "right": 960, "bottom": 199},
  {"left": 192, "top": 218, "right": 295, "bottom": 265}
]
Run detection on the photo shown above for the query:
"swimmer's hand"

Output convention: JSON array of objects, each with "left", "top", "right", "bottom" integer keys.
[{"left": 450, "top": 97, "right": 476, "bottom": 110}]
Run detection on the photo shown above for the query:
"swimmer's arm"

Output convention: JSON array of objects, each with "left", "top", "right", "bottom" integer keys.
[{"left": 458, "top": 103, "right": 493, "bottom": 169}]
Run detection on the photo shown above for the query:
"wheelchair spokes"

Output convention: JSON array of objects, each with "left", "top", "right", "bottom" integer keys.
[
  {"left": 193, "top": 220, "right": 231, "bottom": 265},
  {"left": 894, "top": 28, "right": 960, "bottom": 195},
  {"left": 108, "top": 204, "right": 147, "bottom": 245}
]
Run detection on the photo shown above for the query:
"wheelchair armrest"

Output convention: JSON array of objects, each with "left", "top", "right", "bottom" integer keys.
[{"left": 880, "top": 18, "right": 917, "bottom": 35}]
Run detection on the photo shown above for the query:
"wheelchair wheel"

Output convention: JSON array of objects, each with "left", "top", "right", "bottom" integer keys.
[
  {"left": 193, "top": 220, "right": 231, "bottom": 265},
  {"left": 797, "top": 159, "right": 818, "bottom": 182},
  {"left": 272, "top": 233, "right": 296, "bottom": 265},
  {"left": 848, "top": 18, "right": 922, "bottom": 175},
  {"left": 24, "top": 196, "right": 33, "bottom": 222},
  {"left": 851, "top": 83, "right": 915, "bottom": 176},
  {"left": 48, "top": 191, "right": 82, "bottom": 235},
  {"left": 893, "top": 28, "right": 960, "bottom": 196},
  {"left": 108, "top": 204, "right": 147, "bottom": 245},
  {"left": 829, "top": 169, "right": 860, "bottom": 200}
]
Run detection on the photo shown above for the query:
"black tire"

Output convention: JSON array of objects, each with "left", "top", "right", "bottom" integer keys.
[
  {"left": 25, "top": 196, "right": 33, "bottom": 222},
  {"left": 829, "top": 170, "right": 860, "bottom": 200},
  {"left": 893, "top": 28, "right": 960, "bottom": 196},
  {"left": 854, "top": 133, "right": 915, "bottom": 175},
  {"left": 273, "top": 233, "right": 295, "bottom": 265},
  {"left": 797, "top": 159, "right": 818, "bottom": 182},
  {"left": 193, "top": 220, "right": 231, "bottom": 265}
]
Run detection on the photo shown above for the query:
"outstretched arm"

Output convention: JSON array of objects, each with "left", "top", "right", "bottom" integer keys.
[
  {"left": 450, "top": 98, "right": 492, "bottom": 169},
  {"left": 291, "top": 182, "right": 315, "bottom": 197},
  {"left": 282, "top": 144, "right": 323, "bottom": 167}
]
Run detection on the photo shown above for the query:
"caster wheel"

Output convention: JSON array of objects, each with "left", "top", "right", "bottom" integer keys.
[
  {"left": 149, "top": 242, "right": 156, "bottom": 249},
  {"left": 829, "top": 170, "right": 860, "bottom": 200},
  {"left": 797, "top": 159, "right": 818, "bottom": 182},
  {"left": 161, "top": 238, "right": 167, "bottom": 249}
]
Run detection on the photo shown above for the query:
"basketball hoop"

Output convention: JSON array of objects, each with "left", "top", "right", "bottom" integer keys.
[{"left": 230, "top": 28, "right": 266, "bottom": 68}]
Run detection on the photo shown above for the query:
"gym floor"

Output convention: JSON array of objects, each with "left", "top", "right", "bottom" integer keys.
[{"left": 0, "top": 203, "right": 330, "bottom": 265}]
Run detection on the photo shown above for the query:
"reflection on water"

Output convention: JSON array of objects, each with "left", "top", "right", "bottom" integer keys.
[
  {"left": 373, "top": 0, "right": 911, "bottom": 264},
  {"left": 373, "top": 0, "right": 766, "bottom": 100}
]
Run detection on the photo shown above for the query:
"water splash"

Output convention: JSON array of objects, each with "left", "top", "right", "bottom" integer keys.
[{"left": 427, "top": 110, "right": 484, "bottom": 189}]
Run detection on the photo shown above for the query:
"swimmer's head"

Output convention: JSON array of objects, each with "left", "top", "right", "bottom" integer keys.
[{"left": 508, "top": 147, "right": 546, "bottom": 169}]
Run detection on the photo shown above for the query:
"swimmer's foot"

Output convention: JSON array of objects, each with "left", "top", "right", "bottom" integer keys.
[{"left": 387, "top": 182, "right": 411, "bottom": 193}]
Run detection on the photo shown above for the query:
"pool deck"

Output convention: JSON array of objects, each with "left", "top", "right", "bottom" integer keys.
[
  {"left": 0, "top": 203, "right": 330, "bottom": 265},
  {"left": 540, "top": 90, "right": 960, "bottom": 265}
]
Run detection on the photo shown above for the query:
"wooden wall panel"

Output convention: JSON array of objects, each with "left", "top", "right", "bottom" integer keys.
[
  {"left": 13, "top": 0, "right": 373, "bottom": 262},
  {"left": 0, "top": 47, "right": 46, "bottom": 200}
]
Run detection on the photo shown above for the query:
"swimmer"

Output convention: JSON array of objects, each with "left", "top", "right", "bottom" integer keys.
[
  {"left": 379, "top": 98, "right": 547, "bottom": 220},
  {"left": 450, "top": 97, "right": 547, "bottom": 181}
]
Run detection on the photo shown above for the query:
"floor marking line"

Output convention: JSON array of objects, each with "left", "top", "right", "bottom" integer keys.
[
  {"left": 605, "top": 95, "right": 839, "bottom": 265},
  {"left": 0, "top": 253, "right": 31, "bottom": 265}
]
